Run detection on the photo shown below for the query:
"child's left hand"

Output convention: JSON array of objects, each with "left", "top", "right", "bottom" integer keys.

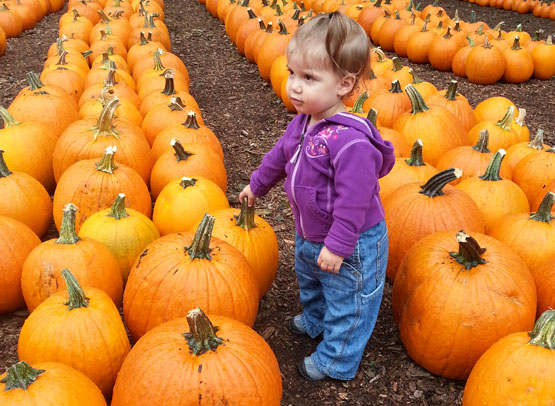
[{"left": 317, "top": 246, "right": 344, "bottom": 274}]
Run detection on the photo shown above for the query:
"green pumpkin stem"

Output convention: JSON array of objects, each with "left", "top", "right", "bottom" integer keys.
[
  {"left": 26, "top": 72, "right": 44, "bottom": 91},
  {"left": 483, "top": 34, "right": 492, "bottom": 49},
  {"left": 529, "top": 192, "right": 555, "bottom": 223},
  {"left": 466, "top": 35, "right": 475, "bottom": 47},
  {"left": 184, "top": 111, "right": 200, "bottom": 129},
  {"left": 171, "top": 139, "right": 194, "bottom": 162},
  {"left": 528, "top": 128, "right": 544, "bottom": 150},
  {"left": 93, "top": 98, "right": 121, "bottom": 139},
  {"left": 350, "top": 92, "right": 368, "bottom": 114},
  {"left": 528, "top": 309, "right": 555, "bottom": 350},
  {"left": 103, "top": 69, "right": 118, "bottom": 87},
  {"left": 474, "top": 24, "right": 483, "bottom": 36},
  {"left": 169, "top": 97, "right": 185, "bottom": 111},
  {"left": 389, "top": 80, "right": 402, "bottom": 94},
  {"left": 139, "top": 31, "right": 149, "bottom": 45},
  {"left": 491, "top": 21, "right": 504, "bottom": 32},
  {"left": 0, "top": 106, "right": 20, "bottom": 127},
  {"left": 61, "top": 268, "right": 90, "bottom": 310},
  {"left": 95, "top": 146, "right": 118, "bottom": 174},
  {"left": 470, "top": 10, "right": 477, "bottom": 23},
  {"left": 179, "top": 176, "right": 197, "bottom": 190},
  {"left": 236, "top": 197, "right": 257, "bottom": 230},
  {"left": 98, "top": 9, "right": 111, "bottom": 24},
  {"left": 419, "top": 168, "right": 461, "bottom": 197},
  {"left": 391, "top": 57, "right": 403, "bottom": 72},
  {"left": 410, "top": 69, "right": 424, "bottom": 84},
  {"left": 367, "top": 108, "right": 378, "bottom": 127},
  {"left": 515, "top": 23, "right": 522, "bottom": 32},
  {"left": 479, "top": 149, "right": 505, "bottom": 181},
  {"left": 183, "top": 308, "right": 224, "bottom": 355},
  {"left": 444, "top": 80, "right": 458, "bottom": 101},
  {"left": 405, "top": 84, "right": 429, "bottom": 114},
  {"left": 153, "top": 48, "right": 165, "bottom": 72},
  {"left": 106, "top": 193, "right": 130, "bottom": 220},
  {"left": 0, "top": 361, "right": 45, "bottom": 391},
  {"left": 472, "top": 130, "right": 491, "bottom": 153},
  {"left": 185, "top": 214, "right": 215, "bottom": 260},
  {"left": 496, "top": 106, "right": 515, "bottom": 131},
  {"left": 449, "top": 231, "right": 487, "bottom": 270},
  {"left": 405, "top": 139, "right": 425, "bottom": 166},
  {"left": 57, "top": 203, "right": 81, "bottom": 245},
  {"left": 146, "top": 12, "right": 160, "bottom": 29},
  {"left": 0, "top": 150, "right": 12, "bottom": 178},
  {"left": 511, "top": 35, "right": 522, "bottom": 50}
]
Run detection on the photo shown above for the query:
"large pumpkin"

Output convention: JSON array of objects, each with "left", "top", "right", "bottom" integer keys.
[
  {"left": 462, "top": 310, "right": 555, "bottom": 405},
  {"left": 0, "top": 361, "right": 107, "bottom": 406},
  {"left": 18, "top": 269, "right": 131, "bottom": 397},
  {"left": 532, "top": 260, "right": 555, "bottom": 317},
  {"left": 123, "top": 214, "right": 260, "bottom": 340},
  {"left": 112, "top": 308, "right": 282, "bottom": 405},
  {"left": 393, "top": 230, "right": 537, "bottom": 380}
]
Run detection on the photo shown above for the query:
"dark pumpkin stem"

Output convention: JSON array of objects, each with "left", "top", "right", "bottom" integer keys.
[
  {"left": 246, "top": 7, "right": 256, "bottom": 19},
  {"left": 57, "top": 203, "right": 81, "bottom": 245},
  {"left": 472, "top": 130, "right": 491, "bottom": 153},
  {"left": 139, "top": 31, "right": 149, "bottom": 45},
  {"left": 256, "top": 18, "right": 266, "bottom": 31},
  {"left": 107, "top": 193, "right": 129, "bottom": 219},
  {"left": 169, "top": 97, "right": 185, "bottom": 111},
  {"left": 179, "top": 176, "right": 197, "bottom": 190},
  {"left": 26, "top": 72, "right": 44, "bottom": 91},
  {"left": 103, "top": 69, "right": 118, "bottom": 87},
  {"left": 529, "top": 192, "right": 555, "bottom": 223},
  {"left": 528, "top": 309, "right": 555, "bottom": 350},
  {"left": 405, "top": 84, "right": 429, "bottom": 114},
  {"left": 444, "top": 80, "right": 458, "bottom": 101},
  {"left": 161, "top": 70, "right": 176, "bottom": 95},
  {"left": 277, "top": 19, "right": 288, "bottom": 35},
  {"left": 265, "top": 21, "right": 273, "bottom": 33},
  {"left": 61, "top": 268, "right": 90, "bottom": 310},
  {"left": 0, "top": 361, "right": 45, "bottom": 391},
  {"left": 185, "top": 214, "right": 215, "bottom": 260},
  {"left": 0, "top": 149, "right": 12, "bottom": 178},
  {"left": 391, "top": 57, "right": 403, "bottom": 72},
  {"left": 483, "top": 34, "right": 492, "bottom": 49},
  {"left": 479, "top": 149, "right": 505, "bottom": 181},
  {"left": 184, "top": 111, "right": 200, "bottom": 129},
  {"left": 171, "top": 139, "right": 194, "bottom": 162},
  {"left": 236, "top": 197, "right": 257, "bottom": 230},
  {"left": 449, "top": 231, "right": 487, "bottom": 270},
  {"left": 367, "top": 108, "right": 378, "bottom": 127},
  {"left": 405, "top": 139, "right": 425, "bottom": 166},
  {"left": 0, "top": 106, "right": 20, "bottom": 127},
  {"left": 389, "top": 80, "right": 403, "bottom": 94},
  {"left": 419, "top": 168, "right": 461, "bottom": 197},
  {"left": 93, "top": 98, "right": 121, "bottom": 139},
  {"left": 511, "top": 35, "right": 522, "bottom": 50},
  {"left": 410, "top": 69, "right": 424, "bottom": 84},
  {"left": 528, "top": 129, "right": 544, "bottom": 150},
  {"left": 98, "top": 9, "right": 111, "bottom": 24},
  {"left": 496, "top": 106, "right": 514, "bottom": 131},
  {"left": 350, "top": 92, "right": 368, "bottom": 114},
  {"left": 183, "top": 308, "right": 224, "bottom": 355},
  {"left": 443, "top": 26, "right": 452, "bottom": 39}
]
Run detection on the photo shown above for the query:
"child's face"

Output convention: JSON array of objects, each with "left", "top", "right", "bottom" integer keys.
[{"left": 285, "top": 52, "right": 355, "bottom": 123}]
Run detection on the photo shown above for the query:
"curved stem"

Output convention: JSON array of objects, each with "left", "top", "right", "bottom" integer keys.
[
  {"left": 515, "top": 108, "right": 526, "bottom": 127},
  {"left": 419, "top": 168, "right": 461, "bottom": 197},
  {"left": 184, "top": 112, "right": 200, "bottom": 129},
  {"left": 405, "top": 84, "right": 429, "bottom": 114},
  {"left": 528, "top": 309, "right": 555, "bottom": 350},
  {"left": 139, "top": 31, "right": 149, "bottom": 45},
  {"left": 171, "top": 139, "right": 194, "bottom": 162},
  {"left": 183, "top": 308, "right": 224, "bottom": 355},
  {"left": 0, "top": 150, "right": 12, "bottom": 178},
  {"left": 103, "top": 69, "right": 118, "bottom": 87},
  {"left": 169, "top": 97, "right": 185, "bottom": 111},
  {"left": 93, "top": 98, "right": 121, "bottom": 140},
  {"left": 529, "top": 192, "right": 555, "bottom": 223},
  {"left": 528, "top": 129, "right": 544, "bottom": 150},
  {"left": 479, "top": 149, "right": 505, "bottom": 181},
  {"left": 56, "top": 203, "right": 81, "bottom": 245},
  {"left": 61, "top": 269, "right": 90, "bottom": 310},
  {"left": 185, "top": 214, "right": 215, "bottom": 260},
  {"left": 472, "top": 130, "right": 491, "bottom": 153},
  {"left": 236, "top": 197, "right": 257, "bottom": 230},
  {"left": 153, "top": 48, "right": 165, "bottom": 72},
  {"left": 449, "top": 231, "right": 487, "bottom": 270},
  {"left": 496, "top": 106, "right": 515, "bottom": 131},
  {"left": 0, "top": 106, "right": 20, "bottom": 127},
  {"left": 367, "top": 108, "right": 378, "bottom": 127},
  {"left": 26, "top": 72, "right": 44, "bottom": 90},
  {"left": 0, "top": 361, "right": 45, "bottom": 391},
  {"left": 444, "top": 80, "right": 458, "bottom": 101},
  {"left": 107, "top": 193, "right": 129, "bottom": 220},
  {"left": 350, "top": 92, "right": 368, "bottom": 114},
  {"left": 161, "top": 69, "right": 176, "bottom": 95},
  {"left": 405, "top": 139, "right": 425, "bottom": 166}
]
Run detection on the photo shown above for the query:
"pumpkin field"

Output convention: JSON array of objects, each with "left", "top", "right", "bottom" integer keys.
[{"left": 0, "top": 0, "right": 554, "bottom": 404}]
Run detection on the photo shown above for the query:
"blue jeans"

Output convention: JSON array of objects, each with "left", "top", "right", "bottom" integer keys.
[{"left": 295, "top": 220, "right": 388, "bottom": 380}]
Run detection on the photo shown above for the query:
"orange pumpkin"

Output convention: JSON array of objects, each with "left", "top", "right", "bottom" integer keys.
[
  {"left": 381, "top": 57, "right": 412, "bottom": 89},
  {"left": 504, "top": 128, "right": 549, "bottom": 171},
  {"left": 367, "top": 109, "right": 410, "bottom": 158},
  {"left": 531, "top": 35, "right": 555, "bottom": 79},
  {"left": 474, "top": 95, "right": 517, "bottom": 123},
  {"left": 79, "top": 86, "right": 143, "bottom": 126},
  {"left": 502, "top": 36, "right": 534, "bottom": 83},
  {"left": 133, "top": 48, "right": 190, "bottom": 87},
  {"left": 451, "top": 36, "right": 475, "bottom": 78},
  {"left": 467, "top": 106, "right": 520, "bottom": 152},
  {"left": 424, "top": 80, "right": 476, "bottom": 132},
  {"left": 428, "top": 26, "right": 463, "bottom": 71},
  {"left": 465, "top": 35, "right": 506, "bottom": 85},
  {"left": 392, "top": 230, "right": 536, "bottom": 379},
  {"left": 18, "top": 269, "right": 131, "bottom": 397},
  {"left": 126, "top": 31, "right": 167, "bottom": 71},
  {"left": 363, "top": 80, "right": 411, "bottom": 128},
  {"left": 257, "top": 20, "right": 291, "bottom": 81},
  {"left": 79, "top": 69, "right": 141, "bottom": 108},
  {"left": 532, "top": 261, "right": 555, "bottom": 317},
  {"left": 123, "top": 215, "right": 260, "bottom": 340},
  {"left": 512, "top": 147, "right": 555, "bottom": 206}
]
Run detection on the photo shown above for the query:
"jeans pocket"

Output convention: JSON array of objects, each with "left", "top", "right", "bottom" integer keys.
[{"left": 376, "top": 230, "right": 388, "bottom": 284}]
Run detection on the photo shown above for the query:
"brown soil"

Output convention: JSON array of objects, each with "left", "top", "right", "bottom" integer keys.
[{"left": 0, "top": 1, "right": 554, "bottom": 405}]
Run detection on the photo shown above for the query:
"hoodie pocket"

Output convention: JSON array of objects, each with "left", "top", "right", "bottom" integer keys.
[{"left": 294, "top": 185, "right": 333, "bottom": 237}]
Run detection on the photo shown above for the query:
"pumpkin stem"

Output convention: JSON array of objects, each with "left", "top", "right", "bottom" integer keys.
[
  {"left": 236, "top": 197, "right": 257, "bottom": 230},
  {"left": 496, "top": 105, "right": 514, "bottom": 131},
  {"left": 103, "top": 69, "right": 118, "bottom": 87},
  {"left": 528, "top": 128, "right": 544, "bottom": 150},
  {"left": 350, "top": 91, "right": 368, "bottom": 114},
  {"left": 443, "top": 26, "right": 452, "bottom": 39},
  {"left": 179, "top": 176, "right": 197, "bottom": 190},
  {"left": 185, "top": 214, "right": 215, "bottom": 260},
  {"left": 246, "top": 7, "right": 256, "bottom": 19},
  {"left": 61, "top": 269, "right": 90, "bottom": 310},
  {"left": 99, "top": 86, "right": 116, "bottom": 105},
  {"left": 26, "top": 72, "right": 44, "bottom": 91},
  {"left": 449, "top": 231, "right": 487, "bottom": 270},
  {"left": 405, "top": 139, "right": 425, "bottom": 167},
  {"left": 265, "top": 21, "right": 274, "bottom": 34},
  {"left": 98, "top": 9, "right": 110, "bottom": 24},
  {"left": 107, "top": 193, "right": 129, "bottom": 219},
  {"left": 0, "top": 150, "right": 12, "bottom": 178},
  {"left": 184, "top": 111, "right": 200, "bottom": 129},
  {"left": 55, "top": 50, "right": 69, "bottom": 66},
  {"left": 93, "top": 98, "right": 121, "bottom": 139},
  {"left": 470, "top": 10, "right": 477, "bottom": 23},
  {"left": 472, "top": 130, "right": 491, "bottom": 153},
  {"left": 511, "top": 35, "right": 522, "bottom": 50},
  {"left": 169, "top": 97, "right": 185, "bottom": 111},
  {"left": 371, "top": 47, "right": 387, "bottom": 63},
  {"left": 482, "top": 34, "right": 492, "bottom": 49},
  {"left": 389, "top": 79, "right": 402, "bottom": 94},
  {"left": 528, "top": 309, "right": 555, "bottom": 350},
  {"left": 183, "top": 308, "right": 224, "bottom": 355},
  {"left": 547, "top": 35, "right": 553, "bottom": 46},
  {"left": 0, "top": 361, "right": 45, "bottom": 391},
  {"left": 474, "top": 24, "right": 483, "bottom": 36},
  {"left": 57, "top": 203, "right": 81, "bottom": 245},
  {"left": 529, "top": 192, "right": 555, "bottom": 223},
  {"left": 409, "top": 69, "right": 424, "bottom": 84},
  {"left": 171, "top": 139, "right": 194, "bottom": 162},
  {"left": 256, "top": 18, "right": 266, "bottom": 31},
  {"left": 153, "top": 48, "right": 165, "bottom": 72},
  {"left": 405, "top": 84, "right": 429, "bottom": 114},
  {"left": 0, "top": 106, "right": 20, "bottom": 127},
  {"left": 453, "top": 20, "right": 462, "bottom": 33},
  {"left": 391, "top": 57, "right": 403, "bottom": 72},
  {"left": 277, "top": 19, "right": 288, "bottom": 35},
  {"left": 515, "top": 23, "right": 522, "bottom": 32},
  {"left": 479, "top": 149, "right": 505, "bottom": 181},
  {"left": 444, "top": 80, "right": 458, "bottom": 101},
  {"left": 515, "top": 108, "right": 526, "bottom": 127},
  {"left": 160, "top": 69, "right": 176, "bottom": 96},
  {"left": 419, "top": 168, "right": 461, "bottom": 197},
  {"left": 465, "top": 35, "right": 475, "bottom": 47},
  {"left": 367, "top": 108, "right": 378, "bottom": 127},
  {"left": 139, "top": 31, "right": 149, "bottom": 45}
]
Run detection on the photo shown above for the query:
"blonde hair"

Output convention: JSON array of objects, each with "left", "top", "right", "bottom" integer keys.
[{"left": 286, "top": 11, "right": 370, "bottom": 81}]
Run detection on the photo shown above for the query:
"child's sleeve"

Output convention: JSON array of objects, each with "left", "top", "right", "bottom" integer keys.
[{"left": 249, "top": 135, "right": 289, "bottom": 197}]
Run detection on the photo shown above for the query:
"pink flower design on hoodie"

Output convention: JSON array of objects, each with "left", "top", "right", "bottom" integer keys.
[{"left": 306, "top": 125, "right": 348, "bottom": 158}]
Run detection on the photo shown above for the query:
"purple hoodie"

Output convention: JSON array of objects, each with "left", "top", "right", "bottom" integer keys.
[{"left": 250, "top": 112, "right": 395, "bottom": 258}]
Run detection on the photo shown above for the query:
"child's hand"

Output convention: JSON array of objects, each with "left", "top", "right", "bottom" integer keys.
[
  {"left": 317, "top": 246, "right": 344, "bottom": 274},
  {"left": 239, "top": 184, "right": 257, "bottom": 207}
]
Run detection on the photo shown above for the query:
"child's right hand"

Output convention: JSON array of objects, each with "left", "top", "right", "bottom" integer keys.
[{"left": 239, "top": 184, "right": 257, "bottom": 207}]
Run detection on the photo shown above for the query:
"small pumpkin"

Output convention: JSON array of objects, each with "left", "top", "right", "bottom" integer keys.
[
  {"left": 363, "top": 80, "right": 411, "bottom": 128},
  {"left": 511, "top": 147, "right": 555, "bottom": 206},
  {"left": 465, "top": 35, "right": 506, "bottom": 85},
  {"left": 79, "top": 69, "right": 141, "bottom": 108},
  {"left": 428, "top": 26, "right": 463, "bottom": 71},
  {"left": 367, "top": 109, "right": 410, "bottom": 158},
  {"left": 18, "top": 269, "right": 131, "bottom": 397},
  {"left": 531, "top": 35, "right": 555, "bottom": 79},
  {"left": 424, "top": 80, "right": 475, "bottom": 132},
  {"left": 474, "top": 95, "right": 517, "bottom": 123},
  {"left": 502, "top": 35, "right": 534, "bottom": 83},
  {"left": 123, "top": 214, "right": 260, "bottom": 340},
  {"left": 504, "top": 128, "right": 549, "bottom": 171},
  {"left": 467, "top": 105, "right": 520, "bottom": 152}
]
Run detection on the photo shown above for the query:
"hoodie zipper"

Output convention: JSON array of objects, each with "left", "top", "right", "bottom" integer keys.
[{"left": 289, "top": 118, "right": 309, "bottom": 238}]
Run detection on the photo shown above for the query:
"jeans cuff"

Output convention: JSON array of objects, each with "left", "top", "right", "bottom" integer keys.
[
  {"left": 301, "top": 314, "right": 323, "bottom": 339},
  {"left": 312, "top": 352, "right": 354, "bottom": 381}
]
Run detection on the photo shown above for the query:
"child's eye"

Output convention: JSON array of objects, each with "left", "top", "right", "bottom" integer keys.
[
  {"left": 287, "top": 68, "right": 294, "bottom": 76},
  {"left": 304, "top": 74, "right": 312, "bottom": 81}
]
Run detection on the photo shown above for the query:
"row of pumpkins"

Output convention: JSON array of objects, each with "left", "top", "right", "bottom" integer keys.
[
  {"left": 460, "top": 0, "right": 555, "bottom": 19},
  {"left": 0, "top": 0, "right": 285, "bottom": 404},
  {"left": 201, "top": 0, "right": 555, "bottom": 401},
  {"left": 0, "top": 0, "right": 66, "bottom": 56}
]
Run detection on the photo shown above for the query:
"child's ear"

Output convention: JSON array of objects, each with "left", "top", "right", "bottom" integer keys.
[{"left": 338, "top": 74, "right": 356, "bottom": 97}]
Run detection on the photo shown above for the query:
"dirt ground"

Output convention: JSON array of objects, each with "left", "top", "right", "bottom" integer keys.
[{"left": 0, "top": 0, "right": 554, "bottom": 405}]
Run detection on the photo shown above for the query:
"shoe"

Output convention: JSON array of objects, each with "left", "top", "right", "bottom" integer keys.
[
  {"left": 298, "top": 356, "right": 327, "bottom": 381},
  {"left": 287, "top": 315, "right": 308, "bottom": 336}
]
